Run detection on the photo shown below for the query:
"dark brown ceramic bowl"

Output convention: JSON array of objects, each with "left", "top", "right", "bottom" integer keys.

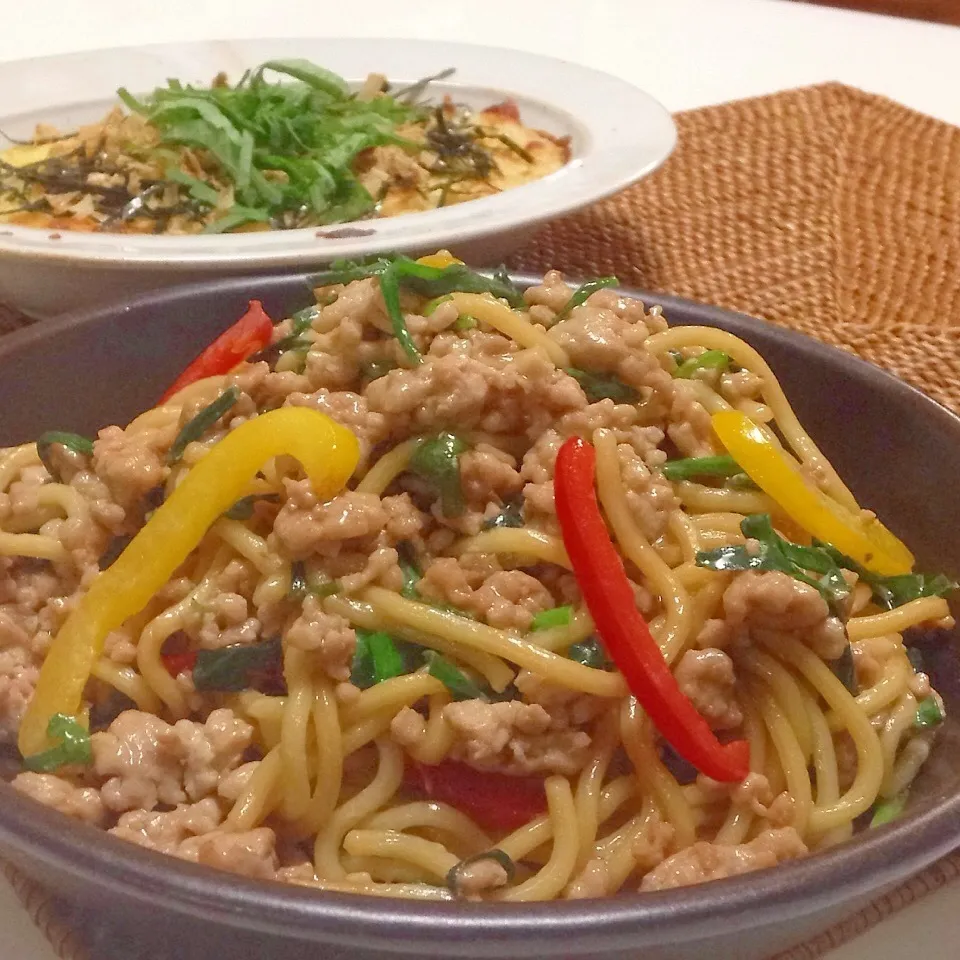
[{"left": 0, "top": 275, "right": 958, "bottom": 960}]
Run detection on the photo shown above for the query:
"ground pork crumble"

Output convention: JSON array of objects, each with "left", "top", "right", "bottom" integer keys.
[{"left": 0, "top": 269, "right": 939, "bottom": 900}]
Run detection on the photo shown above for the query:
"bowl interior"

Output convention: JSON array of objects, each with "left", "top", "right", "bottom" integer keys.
[{"left": 0, "top": 274, "right": 957, "bottom": 957}]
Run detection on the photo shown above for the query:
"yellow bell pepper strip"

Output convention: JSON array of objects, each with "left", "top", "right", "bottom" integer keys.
[
  {"left": 416, "top": 250, "right": 463, "bottom": 268},
  {"left": 710, "top": 410, "right": 913, "bottom": 576},
  {"left": 19, "top": 407, "right": 359, "bottom": 757}
]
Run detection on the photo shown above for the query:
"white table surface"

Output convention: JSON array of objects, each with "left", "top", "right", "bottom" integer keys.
[{"left": 2, "top": 0, "right": 960, "bottom": 957}]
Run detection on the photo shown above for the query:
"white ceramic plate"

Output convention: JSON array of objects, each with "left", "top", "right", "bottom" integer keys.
[{"left": 0, "top": 37, "right": 675, "bottom": 317}]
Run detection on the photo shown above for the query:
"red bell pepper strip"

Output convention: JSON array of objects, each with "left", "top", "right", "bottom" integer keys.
[
  {"left": 406, "top": 759, "right": 546, "bottom": 833},
  {"left": 160, "top": 650, "right": 197, "bottom": 677},
  {"left": 554, "top": 436, "right": 750, "bottom": 783},
  {"left": 159, "top": 300, "right": 274, "bottom": 403}
]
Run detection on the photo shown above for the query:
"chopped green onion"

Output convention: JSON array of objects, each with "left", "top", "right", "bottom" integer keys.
[
  {"left": 291, "top": 304, "right": 322, "bottom": 333},
  {"left": 446, "top": 849, "right": 516, "bottom": 897},
  {"left": 367, "top": 631, "right": 406, "bottom": 684},
  {"left": 662, "top": 454, "right": 742, "bottom": 482},
  {"left": 423, "top": 294, "right": 453, "bottom": 315},
  {"left": 310, "top": 578, "right": 341, "bottom": 599},
  {"left": 454, "top": 314, "right": 477, "bottom": 331},
  {"left": 36, "top": 431, "right": 94, "bottom": 481},
  {"left": 870, "top": 792, "right": 907, "bottom": 828},
  {"left": 531, "top": 605, "right": 573, "bottom": 631},
  {"left": 168, "top": 386, "right": 241, "bottom": 464},
  {"left": 565, "top": 368, "right": 638, "bottom": 404},
  {"left": 22, "top": 713, "right": 93, "bottom": 773},
  {"left": 425, "top": 651, "right": 490, "bottom": 701},
  {"left": 674, "top": 350, "right": 731, "bottom": 379},
  {"left": 557, "top": 276, "right": 618, "bottom": 319},
  {"left": 223, "top": 493, "right": 280, "bottom": 520},
  {"left": 915, "top": 696, "right": 945, "bottom": 729},
  {"left": 409, "top": 431, "right": 469, "bottom": 517}
]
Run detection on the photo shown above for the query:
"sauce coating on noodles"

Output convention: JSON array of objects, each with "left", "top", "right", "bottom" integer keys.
[{"left": 0, "top": 263, "right": 953, "bottom": 900}]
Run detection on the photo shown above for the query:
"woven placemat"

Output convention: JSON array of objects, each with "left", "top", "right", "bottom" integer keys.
[{"left": 3, "top": 82, "right": 960, "bottom": 960}]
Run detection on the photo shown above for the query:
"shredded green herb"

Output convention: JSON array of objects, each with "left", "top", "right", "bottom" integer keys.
[
  {"left": 36, "top": 431, "right": 94, "bottom": 481},
  {"left": 23, "top": 713, "right": 93, "bottom": 772},
  {"left": 312, "top": 256, "right": 526, "bottom": 363},
  {"left": 696, "top": 514, "right": 853, "bottom": 615},
  {"left": 117, "top": 60, "right": 425, "bottom": 231},
  {"left": 223, "top": 492, "right": 281, "bottom": 520},
  {"left": 483, "top": 499, "right": 525, "bottom": 530},
  {"left": 193, "top": 637, "right": 283, "bottom": 693},
  {"left": 565, "top": 368, "right": 639, "bottom": 404},
  {"left": 531, "top": 605, "right": 573, "bottom": 631},
  {"left": 567, "top": 637, "right": 610, "bottom": 670},
  {"left": 425, "top": 651, "right": 490, "bottom": 702},
  {"left": 168, "top": 386, "right": 241, "bottom": 464},
  {"left": 409, "top": 431, "right": 469, "bottom": 517},
  {"left": 830, "top": 644, "right": 858, "bottom": 695},
  {"left": 446, "top": 849, "right": 516, "bottom": 897},
  {"left": 812, "top": 542, "right": 958, "bottom": 611},
  {"left": 397, "top": 543, "right": 422, "bottom": 600},
  {"left": 289, "top": 560, "right": 309, "bottom": 600},
  {"left": 557, "top": 276, "right": 618, "bottom": 319},
  {"left": 674, "top": 350, "right": 731, "bottom": 379},
  {"left": 662, "top": 454, "right": 742, "bottom": 482},
  {"left": 697, "top": 514, "right": 957, "bottom": 620}
]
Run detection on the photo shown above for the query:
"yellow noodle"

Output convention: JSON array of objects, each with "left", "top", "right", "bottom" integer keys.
[
  {"left": 361, "top": 587, "right": 625, "bottom": 698},
  {"left": 0, "top": 531, "right": 67, "bottom": 561},
  {"left": 212, "top": 518, "right": 277, "bottom": 575},
  {"left": 326, "top": 594, "right": 515, "bottom": 693},
  {"left": 314, "top": 738, "right": 404, "bottom": 880},
  {"left": 454, "top": 527, "right": 571, "bottom": 568},
  {"left": 406, "top": 692, "right": 456, "bottom": 766},
  {"left": 713, "top": 700, "right": 766, "bottom": 844},
  {"left": 620, "top": 699, "right": 696, "bottom": 849},
  {"left": 847, "top": 597, "right": 951, "bottom": 641},
  {"left": 356, "top": 438, "right": 420, "bottom": 495},
  {"left": 227, "top": 746, "right": 283, "bottom": 830},
  {"left": 278, "top": 647, "right": 314, "bottom": 823},
  {"left": 594, "top": 429, "right": 691, "bottom": 662},
  {"left": 828, "top": 655, "right": 909, "bottom": 731},
  {"left": 340, "top": 672, "right": 445, "bottom": 727},
  {"left": 448, "top": 293, "right": 569, "bottom": 367},
  {"left": 762, "top": 635, "right": 884, "bottom": 831},
  {"left": 573, "top": 713, "right": 619, "bottom": 870},
  {"left": 750, "top": 678, "right": 812, "bottom": 835},
  {"left": 90, "top": 659, "right": 162, "bottom": 714},
  {"left": 644, "top": 326, "right": 857, "bottom": 509},
  {"left": 297, "top": 679, "right": 344, "bottom": 833},
  {"left": 676, "top": 481, "right": 778, "bottom": 516},
  {"left": 497, "top": 776, "right": 579, "bottom": 901},
  {"left": 526, "top": 608, "right": 594, "bottom": 654},
  {"left": 0, "top": 445, "right": 41, "bottom": 491},
  {"left": 739, "top": 648, "right": 814, "bottom": 762},
  {"left": 343, "top": 829, "right": 458, "bottom": 883},
  {"left": 365, "top": 801, "right": 492, "bottom": 855},
  {"left": 879, "top": 693, "right": 919, "bottom": 798}
]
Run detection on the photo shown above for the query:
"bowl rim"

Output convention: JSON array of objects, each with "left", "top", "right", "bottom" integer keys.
[
  {"left": 1, "top": 273, "right": 959, "bottom": 956},
  {"left": 0, "top": 36, "right": 676, "bottom": 268}
]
